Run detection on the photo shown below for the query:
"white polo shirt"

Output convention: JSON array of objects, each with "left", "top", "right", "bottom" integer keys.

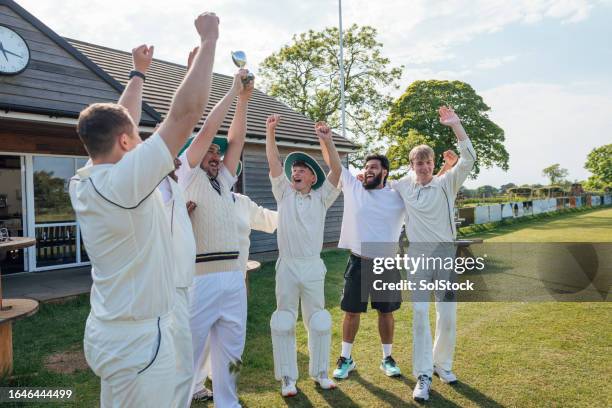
[
  {"left": 271, "top": 174, "right": 340, "bottom": 258},
  {"left": 233, "top": 193, "right": 278, "bottom": 275},
  {"left": 338, "top": 167, "right": 405, "bottom": 258},
  {"left": 391, "top": 138, "right": 476, "bottom": 243},
  {"left": 159, "top": 176, "right": 197, "bottom": 288},
  {"left": 69, "top": 132, "right": 176, "bottom": 321}
]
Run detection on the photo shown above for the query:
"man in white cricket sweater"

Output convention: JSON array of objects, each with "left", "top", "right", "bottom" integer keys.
[
  {"left": 177, "top": 69, "right": 254, "bottom": 408},
  {"left": 266, "top": 116, "right": 342, "bottom": 397},
  {"left": 68, "top": 13, "right": 218, "bottom": 408},
  {"left": 192, "top": 191, "right": 277, "bottom": 402},
  {"left": 391, "top": 106, "right": 476, "bottom": 402}
]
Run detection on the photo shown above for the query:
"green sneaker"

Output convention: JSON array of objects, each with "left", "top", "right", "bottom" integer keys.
[
  {"left": 380, "top": 355, "right": 401, "bottom": 377},
  {"left": 333, "top": 356, "right": 356, "bottom": 379}
]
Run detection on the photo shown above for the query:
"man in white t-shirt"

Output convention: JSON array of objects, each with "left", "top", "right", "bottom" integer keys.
[
  {"left": 177, "top": 69, "right": 254, "bottom": 408},
  {"left": 391, "top": 106, "right": 476, "bottom": 402},
  {"left": 69, "top": 13, "right": 219, "bottom": 408},
  {"left": 332, "top": 153, "right": 406, "bottom": 380}
]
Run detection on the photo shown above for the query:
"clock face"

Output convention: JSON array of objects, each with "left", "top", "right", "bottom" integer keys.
[{"left": 0, "top": 25, "right": 30, "bottom": 75}]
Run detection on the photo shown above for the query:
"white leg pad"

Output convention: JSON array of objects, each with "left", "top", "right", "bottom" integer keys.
[
  {"left": 270, "top": 310, "right": 298, "bottom": 381},
  {"left": 307, "top": 309, "right": 332, "bottom": 377}
]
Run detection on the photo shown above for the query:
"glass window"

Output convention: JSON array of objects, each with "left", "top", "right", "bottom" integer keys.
[
  {"left": 33, "top": 157, "right": 75, "bottom": 223},
  {"left": 0, "top": 155, "right": 25, "bottom": 274}
]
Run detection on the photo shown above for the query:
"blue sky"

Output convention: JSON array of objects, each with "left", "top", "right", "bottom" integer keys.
[{"left": 16, "top": 0, "right": 612, "bottom": 188}]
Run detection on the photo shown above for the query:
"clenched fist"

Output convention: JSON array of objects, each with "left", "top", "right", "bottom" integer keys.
[
  {"left": 315, "top": 121, "right": 332, "bottom": 141},
  {"left": 266, "top": 114, "right": 281, "bottom": 132},
  {"left": 195, "top": 12, "right": 219, "bottom": 42},
  {"left": 132, "top": 44, "right": 154, "bottom": 74}
]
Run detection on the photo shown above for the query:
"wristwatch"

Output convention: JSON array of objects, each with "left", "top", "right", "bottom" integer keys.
[{"left": 129, "top": 70, "right": 146, "bottom": 81}]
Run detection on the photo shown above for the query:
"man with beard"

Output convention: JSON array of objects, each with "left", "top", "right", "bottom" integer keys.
[
  {"left": 176, "top": 68, "right": 254, "bottom": 408},
  {"left": 333, "top": 154, "right": 406, "bottom": 380},
  {"left": 69, "top": 13, "right": 219, "bottom": 407},
  {"left": 390, "top": 106, "right": 476, "bottom": 402},
  {"left": 266, "top": 116, "right": 341, "bottom": 397}
]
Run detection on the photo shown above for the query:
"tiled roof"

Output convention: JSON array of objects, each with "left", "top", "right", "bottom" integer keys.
[{"left": 67, "top": 39, "right": 356, "bottom": 149}]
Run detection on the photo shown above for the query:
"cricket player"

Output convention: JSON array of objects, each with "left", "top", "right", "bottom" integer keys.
[
  {"left": 177, "top": 69, "right": 254, "bottom": 408},
  {"left": 391, "top": 106, "right": 476, "bottom": 402},
  {"left": 266, "top": 115, "right": 341, "bottom": 397},
  {"left": 69, "top": 13, "right": 218, "bottom": 408},
  {"left": 192, "top": 184, "right": 278, "bottom": 403}
]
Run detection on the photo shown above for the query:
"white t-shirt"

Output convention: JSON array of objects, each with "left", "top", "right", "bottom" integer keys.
[
  {"left": 69, "top": 132, "right": 176, "bottom": 321},
  {"left": 338, "top": 167, "right": 405, "bottom": 258},
  {"left": 159, "top": 177, "right": 197, "bottom": 288}
]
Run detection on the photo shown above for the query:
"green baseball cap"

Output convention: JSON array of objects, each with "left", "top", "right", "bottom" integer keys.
[{"left": 284, "top": 151, "right": 325, "bottom": 190}]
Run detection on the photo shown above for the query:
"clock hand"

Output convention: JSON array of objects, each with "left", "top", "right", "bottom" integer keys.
[
  {"left": 0, "top": 42, "right": 9, "bottom": 61},
  {"left": 4, "top": 49, "right": 22, "bottom": 59}
]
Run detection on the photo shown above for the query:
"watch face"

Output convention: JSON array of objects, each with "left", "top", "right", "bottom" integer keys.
[{"left": 0, "top": 25, "right": 30, "bottom": 75}]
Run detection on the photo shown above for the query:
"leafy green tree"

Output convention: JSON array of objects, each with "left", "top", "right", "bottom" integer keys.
[
  {"left": 259, "top": 24, "right": 402, "bottom": 165},
  {"left": 476, "top": 185, "right": 499, "bottom": 198},
  {"left": 584, "top": 144, "right": 612, "bottom": 190},
  {"left": 542, "top": 163, "right": 569, "bottom": 185},
  {"left": 499, "top": 183, "right": 517, "bottom": 193},
  {"left": 380, "top": 80, "right": 508, "bottom": 177}
]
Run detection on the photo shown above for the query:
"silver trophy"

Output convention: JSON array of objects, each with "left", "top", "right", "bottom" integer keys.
[{"left": 231, "top": 50, "right": 255, "bottom": 84}]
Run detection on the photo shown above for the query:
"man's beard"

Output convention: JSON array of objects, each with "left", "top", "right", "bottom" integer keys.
[{"left": 362, "top": 172, "right": 383, "bottom": 190}]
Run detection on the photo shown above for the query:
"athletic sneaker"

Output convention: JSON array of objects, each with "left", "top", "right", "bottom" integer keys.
[
  {"left": 379, "top": 355, "right": 402, "bottom": 377},
  {"left": 281, "top": 376, "right": 297, "bottom": 397},
  {"left": 434, "top": 365, "right": 458, "bottom": 384},
  {"left": 333, "top": 356, "right": 356, "bottom": 379},
  {"left": 413, "top": 374, "right": 432, "bottom": 402},
  {"left": 313, "top": 373, "right": 337, "bottom": 390},
  {"left": 192, "top": 386, "right": 213, "bottom": 401}
]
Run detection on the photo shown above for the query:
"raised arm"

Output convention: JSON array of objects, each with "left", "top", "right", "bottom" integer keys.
[
  {"left": 223, "top": 71, "right": 253, "bottom": 176},
  {"left": 439, "top": 106, "right": 476, "bottom": 193},
  {"left": 265, "top": 114, "right": 283, "bottom": 177},
  {"left": 118, "top": 45, "right": 153, "bottom": 126},
  {"left": 185, "top": 70, "right": 243, "bottom": 168},
  {"left": 315, "top": 122, "right": 342, "bottom": 187},
  {"left": 157, "top": 12, "right": 219, "bottom": 157}
]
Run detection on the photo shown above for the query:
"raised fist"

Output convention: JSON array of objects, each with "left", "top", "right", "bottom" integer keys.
[
  {"left": 195, "top": 12, "right": 219, "bottom": 42},
  {"left": 266, "top": 114, "right": 281, "bottom": 131},
  {"left": 315, "top": 121, "right": 332, "bottom": 141},
  {"left": 132, "top": 44, "right": 154, "bottom": 74}
]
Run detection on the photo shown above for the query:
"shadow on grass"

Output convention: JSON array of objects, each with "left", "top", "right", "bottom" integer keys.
[{"left": 450, "top": 380, "right": 504, "bottom": 408}]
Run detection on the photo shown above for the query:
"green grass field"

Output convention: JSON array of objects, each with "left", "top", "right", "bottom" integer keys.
[{"left": 2, "top": 207, "right": 611, "bottom": 407}]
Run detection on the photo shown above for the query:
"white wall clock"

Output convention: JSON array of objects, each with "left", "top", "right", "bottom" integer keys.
[{"left": 0, "top": 25, "right": 30, "bottom": 75}]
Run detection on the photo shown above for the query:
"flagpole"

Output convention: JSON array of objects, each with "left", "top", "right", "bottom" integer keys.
[{"left": 338, "top": 0, "right": 347, "bottom": 138}]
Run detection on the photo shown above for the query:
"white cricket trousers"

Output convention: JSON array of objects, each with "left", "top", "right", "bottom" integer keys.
[
  {"left": 189, "top": 270, "right": 246, "bottom": 408},
  {"left": 83, "top": 312, "right": 175, "bottom": 408},
  {"left": 410, "top": 243, "right": 457, "bottom": 378},
  {"left": 172, "top": 287, "right": 193, "bottom": 408}
]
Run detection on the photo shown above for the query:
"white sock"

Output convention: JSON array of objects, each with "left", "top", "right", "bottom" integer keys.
[
  {"left": 341, "top": 341, "right": 353, "bottom": 359},
  {"left": 382, "top": 343, "right": 392, "bottom": 358}
]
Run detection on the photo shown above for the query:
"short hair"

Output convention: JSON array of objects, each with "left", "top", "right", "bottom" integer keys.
[
  {"left": 76, "top": 103, "right": 135, "bottom": 158},
  {"left": 291, "top": 160, "right": 314, "bottom": 175},
  {"left": 409, "top": 144, "right": 435, "bottom": 163},
  {"left": 364, "top": 153, "right": 390, "bottom": 185}
]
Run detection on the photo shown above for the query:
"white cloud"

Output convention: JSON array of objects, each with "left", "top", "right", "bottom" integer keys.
[
  {"left": 474, "top": 55, "right": 517, "bottom": 70},
  {"left": 464, "top": 82, "right": 612, "bottom": 188},
  {"left": 15, "top": 0, "right": 600, "bottom": 74}
]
